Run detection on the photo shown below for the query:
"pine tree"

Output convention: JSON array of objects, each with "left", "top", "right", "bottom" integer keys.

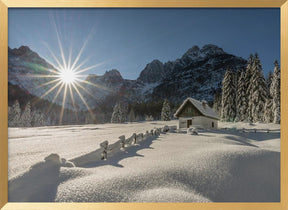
[
  {"left": 111, "top": 103, "right": 121, "bottom": 123},
  {"left": 236, "top": 70, "right": 248, "bottom": 122},
  {"left": 111, "top": 103, "right": 127, "bottom": 123},
  {"left": 221, "top": 67, "right": 236, "bottom": 122},
  {"left": 31, "top": 110, "right": 46, "bottom": 127},
  {"left": 270, "top": 60, "right": 281, "bottom": 124},
  {"left": 128, "top": 108, "right": 136, "bottom": 122},
  {"left": 161, "top": 99, "right": 171, "bottom": 121},
  {"left": 248, "top": 53, "right": 268, "bottom": 122},
  {"left": 213, "top": 91, "right": 222, "bottom": 116},
  {"left": 264, "top": 98, "right": 273, "bottom": 123},
  {"left": 20, "top": 101, "right": 32, "bottom": 127},
  {"left": 266, "top": 70, "right": 273, "bottom": 95},
  {"left": 245, "top": 54, "right": 254, "bottom": 121},
  {"left": 8, "top": 100, "right": 21, "bottom": 127},
  {"left": 120, "top": 103, "right": 128, "bottom": 123}
]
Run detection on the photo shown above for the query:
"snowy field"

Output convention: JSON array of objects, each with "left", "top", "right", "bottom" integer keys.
[{"left": 8, "top": 121, "right": 280, "bottom": 202}]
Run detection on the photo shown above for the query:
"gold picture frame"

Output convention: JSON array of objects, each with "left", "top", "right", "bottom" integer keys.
[{"left": 0, "top": 0, "right": 287, "bottom": 209}]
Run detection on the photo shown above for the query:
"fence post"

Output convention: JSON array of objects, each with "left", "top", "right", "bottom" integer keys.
[
  {"left": 133, "top": 133, "right": 137, "bottom": 144},
  {"left": 146, "top": 130, "right": 149, "bottom": 138},
  {"left": 119, "top": 135, "right": 125, "bottom": 149},
  {"left": 100, "top": 140, "right": 109, "bottom": 160}
]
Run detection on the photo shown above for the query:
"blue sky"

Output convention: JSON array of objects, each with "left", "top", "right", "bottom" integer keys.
[{"left": 9, "top": 8, "right": 280, "bottom": 79}]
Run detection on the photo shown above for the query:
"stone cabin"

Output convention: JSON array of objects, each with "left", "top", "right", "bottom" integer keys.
[{"left": 174, "top": 97, "right": 219, "bottom": 129}]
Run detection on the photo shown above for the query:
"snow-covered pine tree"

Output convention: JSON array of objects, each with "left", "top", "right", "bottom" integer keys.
[
  {"left": 221, "top": 67, "right": 236, "bottom": 122},
  {"left": 234, "top": 68, "right": 241, "bottom": 90},
  {"left": 111, "top": 103, "right": 127, "bottom": 123},
  {"left": 128, "top": 108, "right": 136, "bottom": 122},
  {"left": 145, "top": 115, "right": 154, "bottom": 121},
  {"left": 248, "top": 53, "right": 268, "bottom": 122},
  {"left": 120, "top": 103, "right": 128, "bottom": 123},
  {"left": 31, "top": 110, "right": 46, "bottom": 127},
  {"left": 270, "top": 60, "right": 281, "bottom": 124},
  {"left": 213, "top": 91, "right": 222, "bottom": 116},
  {"left": 111, "top": 103, "right": 120, "bottom": 123},
  {"left": 264, "top": 98, "right": 273, "bottom": 123},
  {"left": 161, "top": 99, "right": 171, "bottom": 121},
  {"left": 20, "top": 101, "right": 32, "bottom": 127},
  {"left": 266, "top": 70, "right": 273, "bottom": 96},
  {"left": 235, "top": 70, "right": 248, "bottom": 122},
  {"left": 245, "top": 54, "right": 254, "bottom": 121},
  {"left": 8, "top": 100, "right": 21, "bottom": 127}
]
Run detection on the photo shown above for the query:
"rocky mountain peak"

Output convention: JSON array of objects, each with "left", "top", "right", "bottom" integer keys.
[
  {"left": 182, "top": 45, "right": 200, "bottom": 58},
  {"left": 10, "top": 46, "right": 33, "bottom": 56},
  {"left": 9, "top": 45, "right": 52, "bottom": 69},
  {"left": 200, "top": 44, "right": 225, "bottom": 56},
  {"left": 137, "top": 59, "right": 164, "bottom": 84},
  {"left": 102, "top": 69, "right": 123, "bottom": 83}
]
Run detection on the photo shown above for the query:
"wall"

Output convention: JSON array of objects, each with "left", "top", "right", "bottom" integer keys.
[{"left": 178, "top": 117, "right": 218, "bottom": 129}]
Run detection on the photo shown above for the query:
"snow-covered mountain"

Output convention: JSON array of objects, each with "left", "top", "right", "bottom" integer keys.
[
  {"left": 137, "top": 44, "right": 247, "bottom": 102},
  {"left": 8, "top": 44, "right": 247, "bottom": 110}
]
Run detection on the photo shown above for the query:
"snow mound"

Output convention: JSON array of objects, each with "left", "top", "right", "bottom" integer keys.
[
  {"left": 8, "top": 121, "right": 280, "bottom": 202},
  {"left": 9, "top": 153, "right": 62, "bottom": 202},
  {"left": 54, "top": 135, "right": 279, "bottom": 202},
  {"left": 129, "top": 187, "right": 211, "bottom": 202}
]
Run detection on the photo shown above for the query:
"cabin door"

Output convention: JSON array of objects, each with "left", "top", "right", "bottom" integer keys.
[{"left": 187, "top": 120, "right": 192, "bottom": 128}]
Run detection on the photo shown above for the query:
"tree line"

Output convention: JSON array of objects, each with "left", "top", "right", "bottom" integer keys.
[
  {"left": 8, "top": 101, "right": 50, "bottom": 127},
  {"left": 214, "top": 54, "right": 280, "bottom": 124},
  {"left": 110, "top": 99, "right": 174, "bottom": 123}
]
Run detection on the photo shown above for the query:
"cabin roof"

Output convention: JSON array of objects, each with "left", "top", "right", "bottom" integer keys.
[{"left": 174, "top": 97, "right": 220, "bottom": 120}]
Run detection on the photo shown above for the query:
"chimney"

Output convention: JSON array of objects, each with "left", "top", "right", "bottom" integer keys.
[{"left": 202, "top": 100, "right": 207, "bottom": 109}]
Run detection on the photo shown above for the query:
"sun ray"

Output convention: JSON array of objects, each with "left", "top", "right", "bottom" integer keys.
[
  {"left": 67, "top": 43, "right": 73, "bottom": 70},
  {"left": 70, "top": 39, "right": 88, "bottom": 71},
  {"left": 43, "top": 42, "right": 64, "bottom": 71},
  {"left": 52, "top": 17, "right": 67, "bottom": 70},
  {"left": 71, "top": 82, "right": 95, "bottom": 119},
  {"left": 70, "top": 28, "right": 95, "bottom": 71},
  {"left": 32, "top": 80, "right": 63, "bottom": 107},
  {"left": 39, "top": 80, "right": 62, "bottom": 99},
  {"left": 71, "top": 56, "right": 92, "bottom": 73},
  {"left": 73, "top": 62, "right": 105, "bottom": 75},
  {"left": 35, "top": 20, "right": 107, "bottom": 125},
  {"left": 20, "top": 74, "right": 60, "bottom": 78},
  {"left": 45, "top": 82, "right": 65, "bottom": 114},
  {"left": 74, "top": 77, "right": 113, "bottom": 92},
  {"left": 74, "top": 81, "right": 97, "bottom": 99},
  {"left": 37, "top": 78, "right": 61, "bottom": 88},
  {"left": 68, "top": 83, "right": 79, "bottom": 121},
  {"left": 59, "top": 84, "right": 68, "bottom": 125}
]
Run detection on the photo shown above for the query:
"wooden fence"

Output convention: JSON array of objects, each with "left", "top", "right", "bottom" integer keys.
[{"left": 70, "top": 125, "right": 176, "bottom": 167}]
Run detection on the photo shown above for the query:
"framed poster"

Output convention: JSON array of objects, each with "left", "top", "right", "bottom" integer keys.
[{"left": 0, "top": 0, "right": 287, "bottom": 210}]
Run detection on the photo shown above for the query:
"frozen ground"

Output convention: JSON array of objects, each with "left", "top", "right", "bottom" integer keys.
[{"left": 8, "top": 121, "right": 280, "bottom": 202}]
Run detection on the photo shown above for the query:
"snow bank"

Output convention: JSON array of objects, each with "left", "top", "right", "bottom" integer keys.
[
  {"left": 9, "top": 153, "right": 62, "bottom": 202},
  {"left": 8, "top": 121, "right": 280, "bottom": 202},
  {"left": 54, "top": 139, "right": 279, "bottom": 202},
  {"left": 8, "top": 120, "right": 177, "bottom": 178}
]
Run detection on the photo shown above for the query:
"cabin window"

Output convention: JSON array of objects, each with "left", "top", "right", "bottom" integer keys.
[
  {"left": 187, "top": 108, "right": 192, "bottom": 113},
  {"left": 212, "top": 122, "right": 214, "bottom": 128}
]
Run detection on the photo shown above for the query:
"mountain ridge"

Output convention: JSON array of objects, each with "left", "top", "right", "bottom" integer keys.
[{"left": 8, "top": 44, "right": 247, "bottom": 110}]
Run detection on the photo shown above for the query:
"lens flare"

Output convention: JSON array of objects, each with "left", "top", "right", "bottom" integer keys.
[
  {"left": 59, "top": 68, "right": 76, "bottom": 84},
  {"left": 19, "top": 16, "right": 110, "bottom": 125}
]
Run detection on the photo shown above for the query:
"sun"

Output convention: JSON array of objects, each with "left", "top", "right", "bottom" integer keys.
[{"left": 59, "top": 68, "right": 76, "bottom": 84}]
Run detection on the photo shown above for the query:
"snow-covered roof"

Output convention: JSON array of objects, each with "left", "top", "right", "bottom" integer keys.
[{"left": 174, "top": 97, "right": 219, "bottom": 120}]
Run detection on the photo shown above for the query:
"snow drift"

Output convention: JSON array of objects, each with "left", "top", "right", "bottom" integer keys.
[{"left": 8, "top": 121, "right": 280, "bottom": 202}]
